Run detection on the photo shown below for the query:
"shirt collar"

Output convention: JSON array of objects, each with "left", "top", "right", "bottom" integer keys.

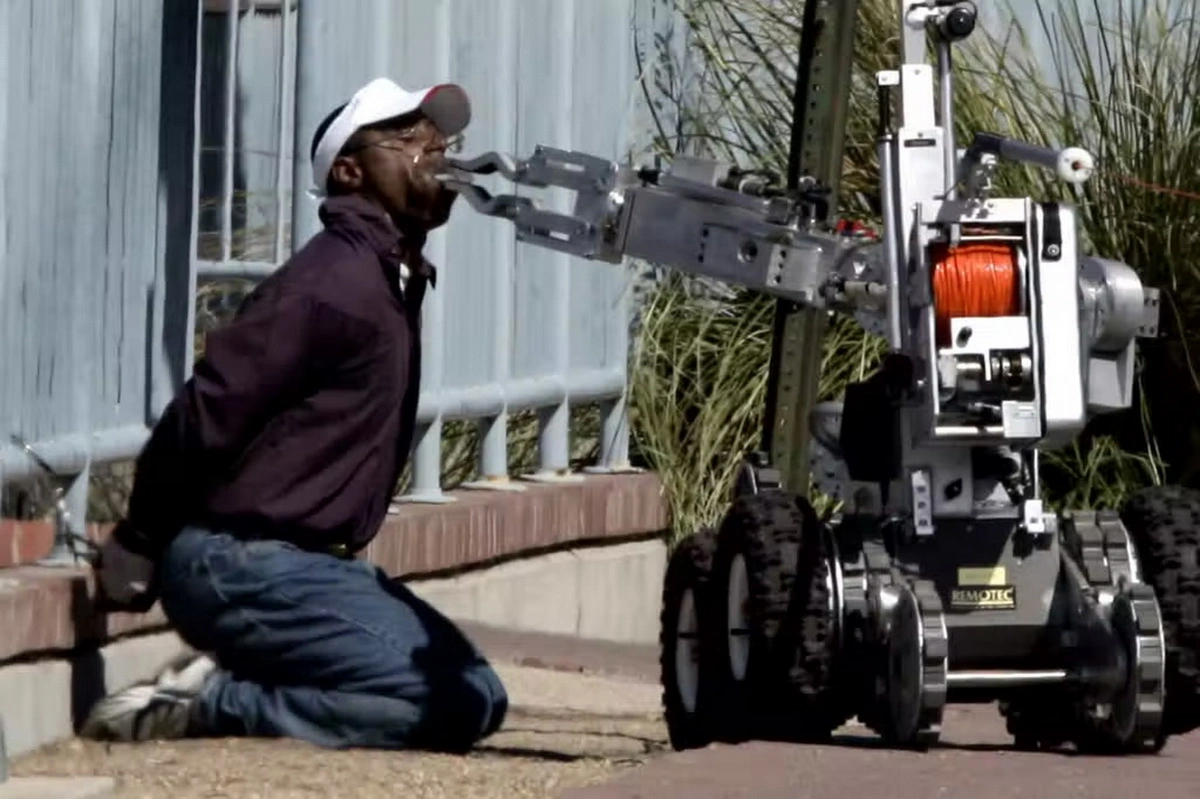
[
  {"left": 318, "top": 194, "right": 402, "bottom": 256},
  {"left": 318, "top": 194, "right": 439, "bottom": 294}
]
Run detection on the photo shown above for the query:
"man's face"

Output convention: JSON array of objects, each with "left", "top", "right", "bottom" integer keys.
[{"left": 329, "top": 113, "right": 459, "bottom": 231}]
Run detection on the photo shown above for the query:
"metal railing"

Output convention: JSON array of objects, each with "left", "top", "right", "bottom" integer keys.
[
  {"left": 196, "top": 0, "right": 642, "bottom": 504},
  {"left": 0, "top": 0, "right": 205, "bottom": 563},
  {"left": 1, "top": 0, "right": 658, "bottom": 559}
]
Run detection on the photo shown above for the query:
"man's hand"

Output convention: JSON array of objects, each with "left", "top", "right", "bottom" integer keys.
[{"left": 93, "top": 521, "right": 159, "bottom": 614}]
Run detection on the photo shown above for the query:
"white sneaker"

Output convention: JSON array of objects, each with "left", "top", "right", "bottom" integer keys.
[
  {"left": 79, "top": 652, "right": 218, "bottom": 742},
  {"left": 153, "top": 651, "right": 218, "bottom": 693},
  {"left": 79, "top": 683, "right": 199, "bottom": 741}
]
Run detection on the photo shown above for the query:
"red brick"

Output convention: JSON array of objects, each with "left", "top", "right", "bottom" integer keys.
[
  {"left": 0, "top": 519, "right": 18, "bottom": 568},
  {"left": 0, "top": 566, "right": 169, "bottom": 661},
  {"left": 17, "top": 522, "right": 54, "bottom": 565},
  {"left": 0, "top": 520, "right": 54, "bottom": 569},
  {"left": 363, "top": 473, "right": 670, "bottom": 577},
  {"left": 0, "top": 520, "right": 117, "bottom": 569}
]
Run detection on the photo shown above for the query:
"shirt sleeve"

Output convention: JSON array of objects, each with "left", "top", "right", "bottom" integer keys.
[{"left": 117, "top": 288, "right": 370, "bottom": 558}]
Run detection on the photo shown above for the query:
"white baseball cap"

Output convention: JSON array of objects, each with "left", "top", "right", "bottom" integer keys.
[{"left": 308, "top": 76, "right": 471, "bottom": 197}]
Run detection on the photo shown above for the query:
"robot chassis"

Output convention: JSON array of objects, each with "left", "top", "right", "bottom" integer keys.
[{"left": 441, "top": 0, "right": 1200, "bottom": 754}]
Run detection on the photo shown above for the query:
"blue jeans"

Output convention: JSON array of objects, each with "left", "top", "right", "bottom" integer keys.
[{"left": 156, "top": 526, "right": 508, "bottom": 751}]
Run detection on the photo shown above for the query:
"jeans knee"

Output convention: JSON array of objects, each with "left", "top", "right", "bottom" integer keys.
[
  {"left": 157, "top": 529, "right": 224, "bottom": 651},
  {"left": 455, "top": 662, "right": 508, "bottom": 742},
  {"left": 476, "top": 664, "right": 508, "bottom": 737},
  {"left": 420, "top": 662, "right": 508, "bottom": 751}
]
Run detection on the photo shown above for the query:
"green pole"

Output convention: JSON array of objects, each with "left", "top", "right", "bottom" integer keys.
[{"left": 762, "top": 0, "right": 861, "bottom": 495}]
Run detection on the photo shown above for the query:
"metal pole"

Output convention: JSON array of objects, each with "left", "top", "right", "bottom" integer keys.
[
  {"left": 936, "top": 40, "right": 956, "bottom": 200},
  {"left": 877, "top": 73, "right": 904, "bottom": 351},
  {"left": 879, "top": 131, "right": 904, "bottom": 350},
  {"left": 468, "top": 0, "right": 518, "bottom": 489},
  {"left": 221, "top": 0, "right": 240, "bottom": 262},
  {"left": 272, "top": 0, "right": 292, "bottom": 261},
  {"left": 764, "top": 0, "right": 860, "bottom": 494},
  {"left": 10, "top": 435, "right": 96, "bottom": 568},
  {"left": 585, "top": 395, "right": 635, "bottom": 473},
  {"left": 397, "top": 0, "right": 453, "bottom": 503},
  {"left": 289, "top": 0, "right": 321, "bottom": 255},
  {"left": 38, "top": 470, "right": 92, "bottom": 568},
  {"left": 534, "top": 0, "right": 577, "bottom": 483}
]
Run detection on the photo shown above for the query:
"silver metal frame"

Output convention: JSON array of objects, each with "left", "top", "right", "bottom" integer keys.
[
  {"left": 444, "top": 0, "right": 1160, "bottom": 531},
  {"left": 441, "top": 0, "right": 1174, "bottom": 754}
]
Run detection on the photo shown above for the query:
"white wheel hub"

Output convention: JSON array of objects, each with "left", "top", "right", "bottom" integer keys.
[
  {"left": 727, "top": 553, "right": 751, "bottom": 681},
  {"left": 675, "top": 587, "right": 701, "bottom": 713}
]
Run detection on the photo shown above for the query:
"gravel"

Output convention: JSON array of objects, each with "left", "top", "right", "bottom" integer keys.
[{"left": 10, "top": 663, "right": 670, "bottom": 799}]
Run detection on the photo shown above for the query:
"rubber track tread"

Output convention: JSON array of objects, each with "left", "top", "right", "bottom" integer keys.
[
  {"left": 1120, "top": 485, "right": 1200, "bottom": 736},
  {"left": 911, "top": 579, "right": 948, "bottom": 747},
  {"left": 780, "top": 495, "right": 846, "bottom": 734},
  {"left": 1069, "top": 583, "right": 1167, "bottom": 753}
]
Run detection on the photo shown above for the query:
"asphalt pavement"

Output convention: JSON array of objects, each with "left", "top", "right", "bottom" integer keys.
[
  {"left": 464, "top": 623, "right": 1200, "bottom": 799},
  {"left": 565, "top": 707, "right": 1200, "bottom": 799}
]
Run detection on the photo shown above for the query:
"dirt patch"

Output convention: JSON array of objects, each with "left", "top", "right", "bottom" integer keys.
[{"left": 10, "top": 663, "right": 670, "bottom": 799}]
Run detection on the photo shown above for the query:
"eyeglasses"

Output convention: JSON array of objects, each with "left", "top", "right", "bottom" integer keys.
[
  {"left": 343, "top": 126, "right": 465, "bottom": 157},
  {"left": 382, "top": 132, "right": 465, "bottom": 154}
]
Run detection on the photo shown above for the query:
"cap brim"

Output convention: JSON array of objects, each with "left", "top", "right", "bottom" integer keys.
[{"left": 416, "top": 84, "right": 471, "bottom": 136}]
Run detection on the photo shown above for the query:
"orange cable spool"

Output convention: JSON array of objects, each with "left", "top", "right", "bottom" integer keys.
[{"left": 930, "top": 241, "right": 1022, "bottom": 347}]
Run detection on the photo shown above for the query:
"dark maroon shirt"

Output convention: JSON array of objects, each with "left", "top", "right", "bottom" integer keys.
[{"left": 117, "top": 195, "right": 431, "bottom": 558}]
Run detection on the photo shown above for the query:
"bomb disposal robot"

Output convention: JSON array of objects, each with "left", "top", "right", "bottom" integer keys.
[{"left": 439, "top": 0, "right": 1200, "bottom": 753}]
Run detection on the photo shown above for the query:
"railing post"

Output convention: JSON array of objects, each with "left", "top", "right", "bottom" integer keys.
[
  {"left": 460, "top": 3, "right": 523, "bottom": 495},
  {"left": 289, "top": 0, "right": 320, "bottom": 256},
  {"left": 272, "top": 0, "right": 293, "bottom": 261},
  {"left": 399, "top": 421, "right": 454, "bottom": 505},
  {"left": 584, "top": 395, "right": 641, "bottom": 474},
  {"left": 526, "top": 401, "right": 579, "bottom": 484},
  {"left": 393, "top": 234, "right": 452, "bottom": 505},
  {"left": 585, "top": 262, "right": 640, "bottom": 474},
  {"left": 464, "top": 414, "right": 526, "bottom": 492},
  {"left": 519, "top": 0, "right": 582, "bottom": 487},
  {"left": 391, "top": 0, "right": 461, "bottom": 506},
  {"left": 8, "top": 435, "right": 95, "bottom": 568},
  {"left": 36, "top": 466, "right": 93, "bottom": 568}
]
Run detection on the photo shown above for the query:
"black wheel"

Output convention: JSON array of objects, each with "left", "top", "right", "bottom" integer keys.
[
  {"left": 660, "top": 528, "right": 721, "bottom": 750},
  {"left": 710, "top": 490, "right": 842, "bottom": 742},
  {"left": 1120, "top": 485, "right": 1200, "bottom": 737}
]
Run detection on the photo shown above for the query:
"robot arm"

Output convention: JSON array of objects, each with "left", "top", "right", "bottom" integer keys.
[
  {"left": 439, "top": 129, "right": 1158, "bottom": 421},
  {"left": 437, "top": 148, "right": 877, "bottom": 313}
]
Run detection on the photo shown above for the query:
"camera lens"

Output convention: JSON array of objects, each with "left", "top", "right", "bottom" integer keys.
[{"left": 941, "top": 6, "right": 977, "bottom": 39}]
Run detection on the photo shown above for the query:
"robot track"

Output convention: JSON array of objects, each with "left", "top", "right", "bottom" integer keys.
[{"left": 1121, "top": 485, "right": 1200, "bottom": 737}]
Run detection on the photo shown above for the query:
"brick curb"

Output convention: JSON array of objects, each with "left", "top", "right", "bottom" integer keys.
[{"left": 0, "top": 473, "right": 670, "bottom": 664}]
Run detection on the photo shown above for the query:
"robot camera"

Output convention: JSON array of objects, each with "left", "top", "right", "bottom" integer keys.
[{"left": 934, "top": 1, "right": 977, "bottom": 41}]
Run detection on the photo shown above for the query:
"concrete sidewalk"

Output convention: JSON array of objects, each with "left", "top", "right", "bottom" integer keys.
[
  {"left": 7, "top": 625, "right": 670, "bottom": 799},
  {"left": 20, "top": 619, "right": 1200, "bottom": 799},
  {"left": 0, "top": 777, "right": 114, "bottom": 799}
]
